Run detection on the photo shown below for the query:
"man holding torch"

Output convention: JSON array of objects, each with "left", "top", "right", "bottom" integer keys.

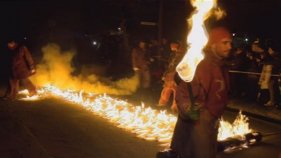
[{"left": 169, "top": 26, "right": 232, "bottom": 158}]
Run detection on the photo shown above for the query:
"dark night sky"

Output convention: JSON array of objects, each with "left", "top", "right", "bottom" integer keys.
[
  {"left": 0, "top": 0, "right": 280, "bottom": 45},
  {"left": 221, "top": 0, "right": 281, "bottom": 41}
]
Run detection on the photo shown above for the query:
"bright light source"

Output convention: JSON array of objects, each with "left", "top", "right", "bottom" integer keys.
[
  {"left": 232, "top": 33, "right": 236, "bottom": 36},
  {"left": 92, "top": 40, "right": 97, "bottom": 46},
  {"left": 245, "top": 38, "right": 248, "bottom": 42},
  {"left": 118, "top": 27, "right": 121, "bottom": 31},
  {"left": 24, "top": 37, "right": 27, "bottom": 40}
]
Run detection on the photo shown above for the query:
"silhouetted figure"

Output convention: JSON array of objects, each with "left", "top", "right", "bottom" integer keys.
[{"left": 2, "top": 39, "right": 37, "bottom": 100}]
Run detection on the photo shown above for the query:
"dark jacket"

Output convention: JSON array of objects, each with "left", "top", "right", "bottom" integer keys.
[
  {"left": 10, "top": 45, "right": 35, "bottom": 79},
  {"left": 131, "top": 47, "right": 149, "bottom": 71}
]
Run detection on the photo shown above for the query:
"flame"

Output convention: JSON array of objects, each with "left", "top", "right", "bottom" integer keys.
[
  {"left": 19, "top": 5, "right": 251, "bottom": 147},
  {"left": 18, "top": 89, "right": 43, "bottom": 101},
  {"left": 176, "top": 0, "right": 217, "bottom": 82},
  {"left": 218, "top": 111, "right": 252, "bottom": 141},
  {"left": 19, "top": 85, "right": 177, "bottom": 147},
  {"left": 19, "top": 86, "right": 252, "bottom": 148}
]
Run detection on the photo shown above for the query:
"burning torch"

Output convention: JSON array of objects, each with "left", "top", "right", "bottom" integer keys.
[
  {"left": 217, "top": 131, "right": 263, "bottom": 152},
  {"left": 175, "top": 0, "right": 214, "bottom": 120}
]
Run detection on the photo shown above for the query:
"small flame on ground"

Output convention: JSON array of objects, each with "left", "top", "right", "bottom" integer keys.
[{"left": 218, "top": 111, "right": 252, "bottom": 141}]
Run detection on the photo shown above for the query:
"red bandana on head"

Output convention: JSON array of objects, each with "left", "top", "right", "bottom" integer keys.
[{"left": 207, "top": 27, "right": 231, "bottom": 45}]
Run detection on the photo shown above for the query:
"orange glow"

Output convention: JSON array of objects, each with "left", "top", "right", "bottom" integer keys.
[
  {"left": 19, "top": 0, "right": 251, "bottom": 148},
  {"left": 218, "top": 111, "right": 252, "bottom": 141},
  {"left": 176, "top": 0, "right": 217, "bottom": 82},
  {"left": 19, "top": 85, "right": 177, "bottom": 147},
  {"left": 19, "top": 86, "right": 252, "bottom": 148},
  {"left": 30, "top": 44, "right": 139, "bottom": 95}
]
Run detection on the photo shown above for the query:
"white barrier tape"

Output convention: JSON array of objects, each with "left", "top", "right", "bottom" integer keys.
[{"left": 229, "top": 70, "right": 280, "bottom": 77}]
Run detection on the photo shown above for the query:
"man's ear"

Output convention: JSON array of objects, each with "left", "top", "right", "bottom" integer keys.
[{"left": 210, "top": 44, "right": 216, "bottom": 52}]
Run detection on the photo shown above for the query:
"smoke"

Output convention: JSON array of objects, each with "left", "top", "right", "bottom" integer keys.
[{"left": 30, "top": 43, "right": 139, "bottom": 95}]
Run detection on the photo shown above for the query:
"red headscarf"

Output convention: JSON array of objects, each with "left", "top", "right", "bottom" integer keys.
[{"left": 207, "top": 27, "right": 231, "bottom": 45}]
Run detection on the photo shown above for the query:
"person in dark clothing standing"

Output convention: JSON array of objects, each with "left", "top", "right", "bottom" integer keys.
[
  {"left": 2, "top": 39, "right": 37, "bottom": 100},
  {"left": 131, "top": 40, "right": 151, "bottom": 89}
]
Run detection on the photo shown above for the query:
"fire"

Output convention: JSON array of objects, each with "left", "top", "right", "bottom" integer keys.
[
  {"left": 218, "top": 111, "right": 252, "bottom": 141},
  {"left": 18, "top": 89, "right": 44, "bottom": 101},
  {"left": 176, "top": 0, "right": 217, "bottom": 82},
  {"left": 19, "top": 85, "right": 252, "bottom": 148},
  {"left": 18, "top": 0, "right": 249, "bottom": 147},
  {"left": 19, "top": 85, "right": 177, "bottom": 147}
]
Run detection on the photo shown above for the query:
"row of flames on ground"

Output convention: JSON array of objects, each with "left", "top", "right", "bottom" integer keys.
[{"left": 19, "top": 85, "right": 252, "bottom": 148}]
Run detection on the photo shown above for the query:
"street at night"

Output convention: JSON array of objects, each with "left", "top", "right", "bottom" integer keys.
[
  {"left": 0, "top": 0, "right": 281, "bottom": 158},
  {"left": 0, "top": 89, "right": 281, "bottom": 158}
]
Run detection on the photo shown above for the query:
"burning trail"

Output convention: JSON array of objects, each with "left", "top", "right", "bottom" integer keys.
[
  {"left": 19, "top": 85, "right": 254, "bottom": 150},
  {"left": 22, "top": 41, "right": 255, "bottom": 151},
  {"left": 19, "top": 85, "right": 177, "bottom": 147}
]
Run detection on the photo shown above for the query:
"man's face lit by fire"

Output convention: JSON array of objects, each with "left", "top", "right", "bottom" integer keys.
[
  {"left": 211, "top": 37, "right": 232, "bottom": 59},
  {"left": 170, "top": 43, "right": 179, "bottom": 52},
  {"left": 7, "top": 41, "right": 18, "bottom": 50},
  {"left": 139, "top": 42, "right": 146, "bottom": 50}
]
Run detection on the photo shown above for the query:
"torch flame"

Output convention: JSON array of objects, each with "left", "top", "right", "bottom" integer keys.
[{"left": 176, "top": 0, "right": 217, "bottom": 82}]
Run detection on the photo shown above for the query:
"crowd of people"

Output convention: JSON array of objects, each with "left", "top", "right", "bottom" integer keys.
[
  {"left": 0, "top": 25, "right": 280, "bottom": 158},
  {"left": 0, "top": 27, "right": 280, "bottom": 158},
  {"left": 130, "top": 36, "right": 281, "bottom": 110},
  {"left": 130, "top": 28, "right": 281, "bottom": 158},
  {"left": 227, "top": 38, "right": 281, "bottom": 108}
]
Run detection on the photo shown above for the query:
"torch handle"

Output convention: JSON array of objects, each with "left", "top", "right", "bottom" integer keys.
[
  {"left": 187, "top": 82, "right": 195, "bottom": 107},
  {"left": 180, "top": 82, "right": 199, "bottom": 121}
]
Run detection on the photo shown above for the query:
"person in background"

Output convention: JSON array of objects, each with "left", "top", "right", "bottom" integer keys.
[
  {"left": 228, "top": 47, "right": 249, "bottom": 98},
  {"left": 262, "top": 45, "right": 281, "bottom": 107},
  {"left": 131, "top": 40, "right": 151, "bottom": 90},
  {"left": 2, "top": 38, "right": 37, "bottom": 100},
  {"left": 245, "top": 40, "right": 265, "bottom": 102},
  {"left": 158, "top": 41, "right": 184, "bottom": 112},
  {"left": 278, "top": 73, "right": 281, "bottom": 109}
]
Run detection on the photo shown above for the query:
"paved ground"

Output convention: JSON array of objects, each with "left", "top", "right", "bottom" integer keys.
[
  {"left": 227, "top": 99, "right": 281, "bottom": 124},
  {"left": 0, "top": 98, "right": 162, "bottom": 158},
  {"left": 0, "top": 102, "right": 51, "bottom": 158},
  {"left": 1, "top": 85, "right": 281, "bottom": 158}
]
